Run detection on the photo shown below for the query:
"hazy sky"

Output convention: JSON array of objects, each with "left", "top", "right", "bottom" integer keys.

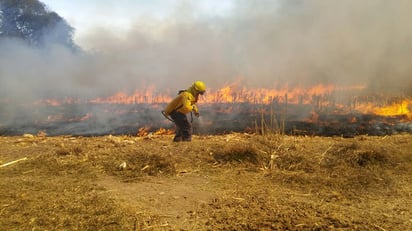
[{"left": 41, "top": 0, "right": 235, "bottom": 49}]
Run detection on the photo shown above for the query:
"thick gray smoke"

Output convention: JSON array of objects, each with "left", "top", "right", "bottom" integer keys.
[
  {"left": 228, "top": 0, "right": 412, "bottom": 93},
  {"left": 1, "top": 0, "right": 412, "bottom": 135},
  {"left": 2, "top": 0, "right": 412, "bottom": 102},
  {"left": 74, "top": 0, "right": 412, "bottom": 94}
]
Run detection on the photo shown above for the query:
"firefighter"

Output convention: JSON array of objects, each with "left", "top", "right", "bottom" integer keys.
[{"left": 162, "top": 81, "right": 206, "bottom": 142}]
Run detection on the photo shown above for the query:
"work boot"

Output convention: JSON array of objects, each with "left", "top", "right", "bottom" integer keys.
[{"left": 173, "top": 136, "right": 183, "bottom": 142}]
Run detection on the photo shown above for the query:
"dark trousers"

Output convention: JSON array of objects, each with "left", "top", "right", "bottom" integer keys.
[{"left": 170, "top": 111, "right": 192, "bottom": 142}]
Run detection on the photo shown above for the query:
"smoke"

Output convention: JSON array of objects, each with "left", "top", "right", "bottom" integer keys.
[
  {"left": 75, "top": 0, "right": 412, "bottom": 94},
  {"left": 3, "top": 0, "right": 412, "bottom": 100},
  {"left": 226, "top": 0, "right": 412, "bottom": 92},
  {"left": 1, "top": 0, "right": 412, "bottom": 134}
]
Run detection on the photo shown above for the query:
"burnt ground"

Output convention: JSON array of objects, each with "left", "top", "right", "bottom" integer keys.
[
  {"left": 0, "top": 133, "right": 411, "bottom": 230},
  {"left": 2, "top": 103, "right": 412, "bottom": 137}
]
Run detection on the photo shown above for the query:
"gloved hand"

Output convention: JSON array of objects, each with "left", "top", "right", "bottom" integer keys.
[{"left": 192, "top": 105, "right": 200, "bottom": 117}]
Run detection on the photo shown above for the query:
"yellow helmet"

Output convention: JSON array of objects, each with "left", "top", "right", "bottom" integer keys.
[{"left": 193, "top": 81, "right": 206, "bottom": 94}]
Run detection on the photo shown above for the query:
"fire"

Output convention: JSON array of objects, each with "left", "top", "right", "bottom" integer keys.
[
  {"left": 154, "top": 128, "right": 174, "bottom": 135},
  {"left": 137, "top": 127, "right": 174, "bottom": 137},
  {"left": 373, "top": 99, "right": 410, "bottom": 117},
  {"left": 201, "top": 83, "right": 352, "bottom": 104},
  {"left": 353, "top": 99, "right": 411, "bottom": 117},
  {"left": 4, "top": 81, "right": 412, "bottom": 137},
  {"left": 90, "top": 86, "right": 173, "bottom": 104},
  {"left": 79, "top": 83, "right": 348, "bottom": 105},
  {"left": 137, "top": 127, "right": 149, "bottom": 137},
  {"left": 33, "top": 83, "right": 362, "bottom": 106},
  {"left": 30, "top": 82, "right": 412, "bottom": 120}
]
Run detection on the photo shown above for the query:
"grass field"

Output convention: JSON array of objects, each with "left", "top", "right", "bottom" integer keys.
[{"left": 1, "top": 133, "right": 411, "bottom": 230}]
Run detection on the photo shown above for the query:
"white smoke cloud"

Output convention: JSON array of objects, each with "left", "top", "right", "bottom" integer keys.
[
  {"left": 226, "top": 0, "right": 412, "bottom": 92},
  {"left": 2, "top": 0, "right": 412, "bottom": 104},
  {"left": 74, "top": 0, "right": 412, "bottom": 94}
]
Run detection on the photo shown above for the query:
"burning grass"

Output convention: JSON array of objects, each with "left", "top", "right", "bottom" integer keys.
[
  {"left": 2, "top": 96, "right": 412, "bottom": 137},
  {"left": 0, "top": 133, "right": 411, "bottom": 230}
]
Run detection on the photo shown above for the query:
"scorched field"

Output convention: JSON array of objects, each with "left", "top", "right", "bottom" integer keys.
[{"left": 1, "top": 133, "right": 411, "bottom": 230}]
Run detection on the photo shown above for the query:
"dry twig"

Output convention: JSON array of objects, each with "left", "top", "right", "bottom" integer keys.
[
  {"left": 0, "top": 157, "right": 28, "bottom": 168},
  {"left": 319, "top": 144, "right": 334, "bottom": 164}
]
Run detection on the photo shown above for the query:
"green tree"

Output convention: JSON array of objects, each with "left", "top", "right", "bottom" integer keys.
[{"left": 0, "top": 0, "right": 78, "bottom": 51}]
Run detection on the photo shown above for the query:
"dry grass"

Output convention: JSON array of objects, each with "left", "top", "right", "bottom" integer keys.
[{"left": 0, "top": 133, "right": 411, "bottom": 230}]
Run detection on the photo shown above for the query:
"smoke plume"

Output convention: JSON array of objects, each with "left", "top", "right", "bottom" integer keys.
[
  {"left": 2, "top": 0, "right": 412, "bottom": 100},
  {"left": 1, "top": 0, "right": 412, "bottom": 134}
]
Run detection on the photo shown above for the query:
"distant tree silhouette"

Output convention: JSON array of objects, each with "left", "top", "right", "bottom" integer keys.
[{"left": 0, "top": 0, "right": 79, "bottom": 51}]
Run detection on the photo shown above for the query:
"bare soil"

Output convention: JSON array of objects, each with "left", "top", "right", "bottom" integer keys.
[{"left": 1, "top": 133, "right": 411, "bottom": 230}]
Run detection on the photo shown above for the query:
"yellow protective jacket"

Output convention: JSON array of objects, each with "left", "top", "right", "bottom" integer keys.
[{"left": 164, "top": 86, "right": 199, "bottom": 116}]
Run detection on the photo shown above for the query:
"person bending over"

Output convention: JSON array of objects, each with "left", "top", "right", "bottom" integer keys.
[{"left": 162, "top": 81, "right": 206, "bottom": 142}]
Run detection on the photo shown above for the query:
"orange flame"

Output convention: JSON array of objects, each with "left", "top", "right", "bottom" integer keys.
[
  {"left": 354, "top": 99, "right": 411, "bottom": 117},
  {"left": 34, "top": 83, "right": 364, "bottom": 106},
  {"left": 90, "top": 86, "right": 173, "bottom": 104},
  {"left": 201, "top": 83, "right": 341, "bottom": 104},
  {"left": 82, "top": 83, "right": 349, "bottom": 105},
  {"left": 373, "top": 99, "right": 410, "bottom": 117},
  {"left": 30, "top": 82, "right": 412, "bottom": 119}
]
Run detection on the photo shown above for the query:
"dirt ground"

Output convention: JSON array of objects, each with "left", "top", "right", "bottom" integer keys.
[{"left": 1, "top": 132, "right": 411, "bottom": 230}]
